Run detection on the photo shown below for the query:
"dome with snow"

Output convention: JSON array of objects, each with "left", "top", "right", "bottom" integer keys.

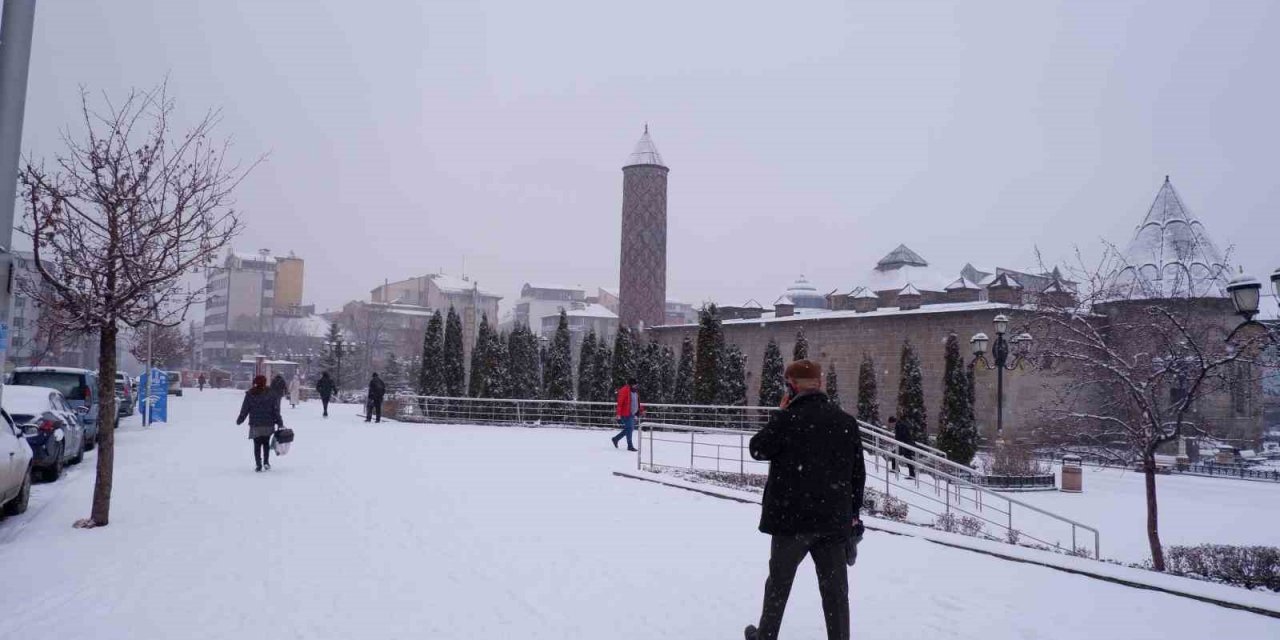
[
  {"left": 1114, "top": 177, "right": 1230, "bottom": 300},
  {"left": 781, "top": 275, "right": 827, "bottom": 309},
  {"left": 625, "top": 125, "right": 665, "bottom": 167}
]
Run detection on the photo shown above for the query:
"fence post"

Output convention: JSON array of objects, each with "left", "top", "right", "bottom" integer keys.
[
  {"left": 690, "top": 431, "right": 695, "bottom": 469},
  {"left": 740, "top": 434, "right": 745, "bottom": 478}
]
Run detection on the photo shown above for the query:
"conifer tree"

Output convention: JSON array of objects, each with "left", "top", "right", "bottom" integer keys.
[
  {"left": 694, "top": 305, "right": 725, "bottom": 404},
  {"left": 896, "top": 338, "right": 928, "bottom": 444},
  {"left": 637, "top": 340, "right": 666, "bottom": 404},
  {"left": 543, "top": 310, "right": 574, "bottom": 400},
  {"left": 660, "top": 345, "right": 676, "bottom": 405},
  {"left": 758, "top": 337, "right": 786, "bottom": 406},
  {"left": 937, "top": 333, "right": 977, "bottom": 464},
  {"left": 577, "top": 330, "right": 598, "bottom": 401},
  {"left": 856, "top": 353, "right": 880, "bottom": 425},
  {"left": 793, "top": 327, "right": 809, "bottom": 361},
  {"left": 672, "top": 336, "right": 695, "bottom": 404},
  {"left": 384, "top": 353, "right": 406, "bottom": 392},
  {"left": 826, "top": 361, "right": 841, "bottom": 408},
  {"left": 418, "top": 311, "right": 445, "bottom": 396},
  {"left": 482, "top": 330, "right": 510, "bottom": 398},
  {"left": 442, "top": 307, "right": 466, "bottom": 397},
  {"left": 510, "top": 325, "right": 543, "bottom": 399},
  {"left": 319, "top": 322, "right": 346, "bottom": 390},
  {"left": 593, "top": 344, "right": 613, "bottom": 402},
  {"left": 719, "top": 344, "right": 748, "bottom": 406},
  {"left": 469, "top": 314, "right": 493, "bottom": 397},
  {"left": 611, "top": 326, "right": 637, "bottom": 394}
]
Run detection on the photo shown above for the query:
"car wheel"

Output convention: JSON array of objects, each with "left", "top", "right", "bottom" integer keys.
[
  {"left": 70, "top": 439, "right": 85, "bottom": 465},
  {"left": 84, "top": 432, "right": 96, "bottom": 451},
  {"left": 2, "top": 468, "right": 31, "bottom": 516},
  {"left": 44, "top": 447, "right": 64, "bottom": 482}
]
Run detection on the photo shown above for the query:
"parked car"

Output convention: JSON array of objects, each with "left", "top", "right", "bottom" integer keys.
[
  {"left": 115, "top": 381, "right": 136, "bottom": 417},
  {"left": 10, "top": 367, "right": 100, "bottom": 451},
  {"left": 166, "top": 371, "right": 183, "bottom": 397},
  {"left": 0, "top": 408, "right": 33, "bottom": 516},
  {"left": 3, "top": 385, "right": 85, "bottom": 481}
]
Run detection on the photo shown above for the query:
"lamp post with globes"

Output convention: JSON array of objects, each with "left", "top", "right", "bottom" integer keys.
[
  {"left": 1225, "top": 268, "right": 1280, "bottom": 343},
  {"left": 970, "top": 314, "right": 1033, "bottom": 437}
]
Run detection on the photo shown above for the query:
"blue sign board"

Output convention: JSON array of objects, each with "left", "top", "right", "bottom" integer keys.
[{"left": 139, "top": 369, "right": 169, "bottom": 424}]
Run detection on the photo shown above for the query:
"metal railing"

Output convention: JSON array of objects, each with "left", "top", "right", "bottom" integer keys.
[{"left": 388, "top": 393, "right": 1100, "bottom": 558}]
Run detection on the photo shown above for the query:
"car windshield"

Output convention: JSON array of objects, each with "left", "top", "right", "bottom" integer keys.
[{"left": 12, "top": 372, "right": 88, "bottom": 401}]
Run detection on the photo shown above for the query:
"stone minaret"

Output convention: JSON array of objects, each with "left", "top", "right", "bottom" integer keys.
[{"left": 619, "top": 125, "right": 669, "bottom": 332}]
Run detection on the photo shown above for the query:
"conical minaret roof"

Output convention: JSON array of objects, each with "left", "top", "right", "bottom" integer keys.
[
  {"left": 625, "top": 125, "right": 665, "bottom": 167},
  {"left": 875, "top": 244, "right": 929, "bottom": 271},
  {"left": 1115, "top": 177, "right": 1230, "bottom": 299}
]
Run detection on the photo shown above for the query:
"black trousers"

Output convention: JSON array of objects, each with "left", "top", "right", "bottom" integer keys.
[
  {"left": 253, "top": 436, "right": 272, "bottom": 467},
  {"left": 756, "top": 532, "right": 849, "bottom": 640},
  {"left": 321, "top": 396, "right": 331, "bottom": 416},
  {"left": 366, "top": 397, "right": 383, "bottom": 422},
  {"left": 891, "top": 448, "right": 916, "bottom": 477}
]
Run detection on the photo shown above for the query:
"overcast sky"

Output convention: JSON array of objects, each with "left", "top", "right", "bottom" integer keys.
[{"left": 16, "top": 0, "right": 1280, "bottom": 316}]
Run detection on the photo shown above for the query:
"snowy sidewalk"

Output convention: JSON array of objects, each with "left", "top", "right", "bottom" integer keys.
[{"left": 0, "top": 389, "right": 1275, "bottom": 639}]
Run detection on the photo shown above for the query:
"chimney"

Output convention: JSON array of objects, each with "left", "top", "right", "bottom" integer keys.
[
  {"left": 774, "top": 301, "right": 795, "bottom": 318},
  {"left": 851, "top": 290, "right": 878, "bottom": 313},
  {"left": 896, "top": 284, "right": 923, "bottom": 311},
  {"left": 986, "top": 273, "right": 1024, "bottom": 305}
]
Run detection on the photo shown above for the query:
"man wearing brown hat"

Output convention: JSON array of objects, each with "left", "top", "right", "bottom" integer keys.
[{"left": 745, "top": 359, "right": 866, "bottom": 640}]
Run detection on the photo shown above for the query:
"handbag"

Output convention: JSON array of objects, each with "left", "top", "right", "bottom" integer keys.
[{"left": 272, "top": 427, "right": 295, "bottom": 455}]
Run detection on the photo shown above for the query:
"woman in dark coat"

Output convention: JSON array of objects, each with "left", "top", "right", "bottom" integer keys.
[
  {"left": 237, "top": 375, "right": 284, "bottom": 472},
  {"left": 270, "top": 373, "right": 289, "bottom": 403}
]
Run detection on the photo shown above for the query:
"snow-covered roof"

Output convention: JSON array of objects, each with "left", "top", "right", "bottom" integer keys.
[
  {"left": 852, "top": 288, "right": 878, "bottom": 300},
  {"left": 1113, "top": 178, "right": 1230, "bottom": 300},
  {"left": 945, "top": 277, "right": 980, "bottom": 291},
  {"left": 3, "top": 385, "right": 61, "bottom": 413},
  {"left": 987, "top": 272, "right": 1023, "bottom": 289},
  {"left": 275, "top": 314, "right": 332, "bottom": 338},
  {"left": 867, "top": 265, "right": 952, "bottom": 293},
  {"left": 229, "top": 249, "right": 278, "bottom": 264},
  {"left": 875, "top": 244, "right": 929, "bottom": 271},
  {"left": 564, "top": 303, "right": 618, "bottom": 319},
  {"left": 699, "top": 300, "right": 1015, "bottom": 327},
  {"left": 524, "top": 283, "right": 584, "bottom": 293},
  {"left": 741, "top": 299, "right": 765, "bottom": 309},
  {"left": 429, "top": 274, "right": 501, "bottom": 298},
  {"left": 625, "top": 125, "right": 666, "bottom": 167},
  {"left": 899, "top": 283, "right": 922, "bottom": 296},
  {"left": 781, "top": 275, "right": 827, "bottom": 309}
]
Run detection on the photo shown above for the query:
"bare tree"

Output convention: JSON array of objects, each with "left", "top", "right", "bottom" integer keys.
[
  {"left": 1029, "top": 245, "right": 1266, "bottom": 570},
  {"left": 127, "top": 323, "right": 190, "bottom": 369},
  {"left": 19, "top": 83, "right": 253, "bottom": 528}
]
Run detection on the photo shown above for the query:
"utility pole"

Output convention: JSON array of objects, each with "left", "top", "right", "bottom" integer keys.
[{"left": 0, "top": 0, "right": 37, "bottom": 407}]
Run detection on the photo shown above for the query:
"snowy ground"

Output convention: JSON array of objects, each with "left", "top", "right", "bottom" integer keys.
[{"left": 1, "top": 389, "right": 1276, "bottom": 639}]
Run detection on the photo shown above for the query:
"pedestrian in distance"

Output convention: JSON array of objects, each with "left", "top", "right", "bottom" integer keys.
[
  {"left": 316, "top": 371, "right": 336, "bottom": 418},
  {"left": 236, "top": 375, "right": 285, "bottom": 472},
  {"left": 270, "top": 373, "right": 288, "bottom": 409},
  {"left": 197, "top": 373, "right": 206, "bottom": 391},
  {"left": 744, "top": 359, "right": 866, "bottom": 640},
  {"left": 889, "top": 415, "right": 916, "bottom": 479},
  {"left": 288, "top": 374, "right": 302, "bottom": 409},
  {"left": 611, "top": 377, "right": 642, "bottom": 451},
  {"left": 366, "top": 372, "right": 386, "bottom": 423}
]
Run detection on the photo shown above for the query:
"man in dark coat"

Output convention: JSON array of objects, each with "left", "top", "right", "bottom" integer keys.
[
  {"left": 366, "top": 373, "right": 386, "bottom": 423},
  {"left": 889, "top": 415, "right": 916, "bottom": 478},
  {"left": 316, "top": 371, "right": 336, "bottom": 418},
  {"left": 745, "top": 359, "right": 866, "bottom": 640},
  {"left": 269, "top": 373, "right": 289, "bottom": 409}
]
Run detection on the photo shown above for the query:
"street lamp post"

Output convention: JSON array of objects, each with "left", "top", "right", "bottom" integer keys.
[
  {"left": 970, "top": 314, "right": 1032, "bottom": 437},
  {"left": 1225, "top": 268, "right": 1280, "bottom": 344}
]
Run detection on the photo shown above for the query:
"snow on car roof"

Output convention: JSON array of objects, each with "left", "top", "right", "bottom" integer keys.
[{"left": 2, "top": 385, "right": 60, "bottom": 412}]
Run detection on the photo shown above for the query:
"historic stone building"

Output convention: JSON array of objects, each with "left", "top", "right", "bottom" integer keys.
[
  {"left": 650, "top": 178, "right": 1264, "bottom": 444},
  {"left": 618, "top": 126, "right": 669, "bottom": 332}
]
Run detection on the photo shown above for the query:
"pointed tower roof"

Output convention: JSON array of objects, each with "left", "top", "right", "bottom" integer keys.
[
  {"left": 1115, "top": 177, "right": 1230, "bottom": 299},
  {"left": 875, "top": 244, "right": 929, "bottom": 271},
  {"left": 625, "top": 124, "right": 666, "bottom": 167}
]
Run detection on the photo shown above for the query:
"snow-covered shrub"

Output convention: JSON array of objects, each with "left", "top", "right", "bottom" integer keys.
[
  {"left": 1166, "top": 545, "right": 1280, "bottom": 591},
  {"left": 958, "top": 515, "right": 985, "bottom": 538},
  {"left": 1005, "top": 528, "right": 1022, "bottom": 545},
  {"left": 935, "top": 512, "right": 958, "bottom": 533},
  {"left": 881, "top": 495, "right": 909, "bottom": 521},
  {"left": 981, "top": 440, "right": 1049, "bottom": 477}
]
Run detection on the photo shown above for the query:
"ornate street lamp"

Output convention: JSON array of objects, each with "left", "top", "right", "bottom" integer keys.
[
  {"left": 971, "top": 314, "right": 1032, "bottom": 436},
  {"left": 1225, "top": 269, "right": 1279, "bottom": 344}
]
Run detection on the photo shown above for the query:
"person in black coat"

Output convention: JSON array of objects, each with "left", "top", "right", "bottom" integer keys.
[
  {"left": 236, "top": 375, "right": 285, "bottom": 472},
  {"left": 269, "top": 373, "right": 289, "bottom": 409},
  {"left": 889, "top": 415, "right": 916, "bottom": 478},
  {"left": 366, "top": 373, "right": 386, "bottom": 423},
  {"left": 316, "top": 371, "right": 336, "bottom": 418},
  {"left": 745, "top": 359, "right": 866, "bottom": 640}
]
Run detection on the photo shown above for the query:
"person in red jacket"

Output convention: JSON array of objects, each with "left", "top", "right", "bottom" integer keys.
[{"left": 611, "top": 378, "right": 642, "bottom": 451}]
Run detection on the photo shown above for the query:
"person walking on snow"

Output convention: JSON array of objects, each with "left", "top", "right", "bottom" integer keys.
[
  {"left": 316, "top": 371, "right": 336, "bottom": 418},
  {"left": 889, "top": 415, "right": 916, "bottom": 479},
  {"left": 288, "top": 374, "right": 302, "bottom": 409},
  {"left": 270, "top": 373, "right": 288, "bottom": 409},
  {"left": 197, "top": 373, "right": 206, "bottom": 391},
  {"left": 611, "top": 378, "right": 642, "bottom": 451},
  {"left": 366, "top": 373, "right": 386, "bottom": 423},
  {"left": 744, "top": 359, "right": 866, "bottom": 640},
  {"left": 236, "top": 375, "right": 285, "bottom": 472}
]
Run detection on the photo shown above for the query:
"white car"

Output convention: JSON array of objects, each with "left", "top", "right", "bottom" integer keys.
[
  {"left": 0, "top": 408, "right": 33, "bottom": 516},
  {"left": 3, "top": 385, "right": 86, "bottom": 481}
]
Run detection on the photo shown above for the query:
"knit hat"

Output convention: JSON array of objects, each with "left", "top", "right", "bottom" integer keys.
[{"left": 784, "top": 359, "right": 822, "bottom": 381}]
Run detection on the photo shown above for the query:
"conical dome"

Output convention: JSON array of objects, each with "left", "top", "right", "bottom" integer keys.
[
  {"left": 625, "top": 125, "right": 665, "bottom": 167},
  {"left": 1114, "top": 177, "right": 1230, "bottom": 299},
  {"left": 783, "top": 275, "right": 827, "bottom": 309}
]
